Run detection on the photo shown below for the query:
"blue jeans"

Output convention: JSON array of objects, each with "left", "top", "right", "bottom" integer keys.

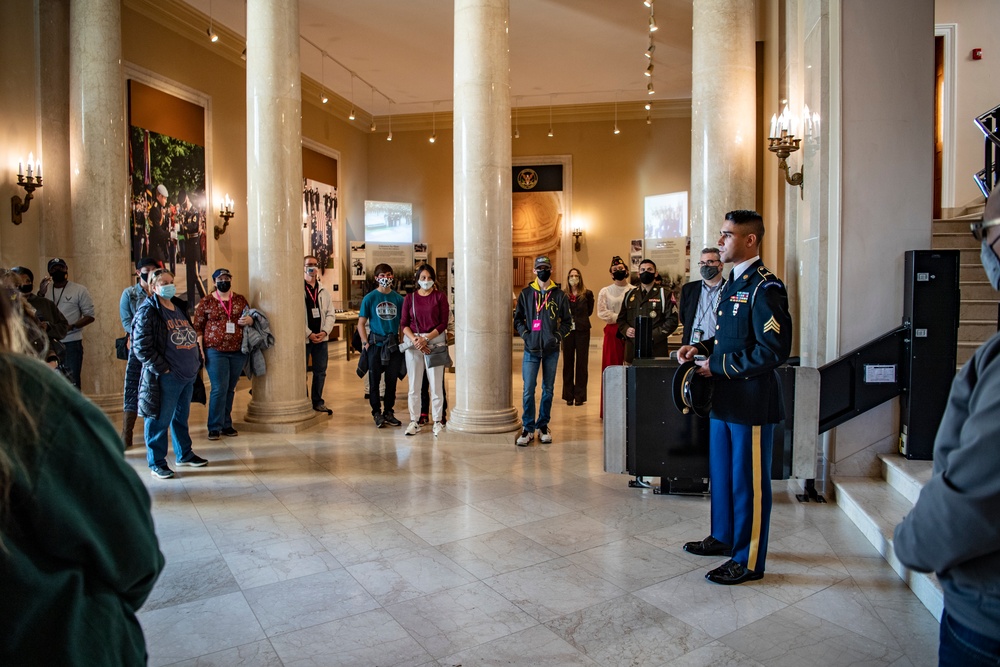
[
  {"left": 939, "top": 610, "right": 1000, "bottom": 666},
  {"left": 306, "top": 340, "right": 329, "bottom": 407},
  {"left": 205, "top": 348, "right": 246, "bottom": 432},
  {"left": 521, "top": 349, "right": 559, "bottom": 431},
  {"left": 63, "top": 340, "right": 83, "bottom": 389},
  {"left": 145, "top": 372, "right": 195, "bottom": 468}
]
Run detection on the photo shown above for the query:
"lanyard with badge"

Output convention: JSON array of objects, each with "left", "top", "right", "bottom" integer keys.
[
  {"left": 216, "top": 292, "right": 236, "bottom": 334},
  {"left": 691, "top": 283, "right": 721, "bottom": 344},
  {"left": 305, "top": 282, "right": 321, "bottom": 320},
  {"left": 532, "top": 289, "right": 551, "bottom": 331}
]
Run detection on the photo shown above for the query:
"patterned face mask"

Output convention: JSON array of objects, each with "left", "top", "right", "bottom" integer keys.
[{"left": 377, "top": 276, "right": 393, "bottom": 288}]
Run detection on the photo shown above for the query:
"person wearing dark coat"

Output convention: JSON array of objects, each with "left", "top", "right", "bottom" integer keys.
[
  {"left": 678, "top": 247, "right": 727, "bottom": 355},
  {"left": 132, "top": 269, "right": 208, "bottom": 479},
  {"left": 117, "top": 257, "right": 159, "bottom": 450},
  {"left": 561, "top": 267, "right": 594, "bottom": 406}
]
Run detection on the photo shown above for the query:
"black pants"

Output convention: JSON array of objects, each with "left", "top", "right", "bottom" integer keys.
[
  {"left": 367, "top": 345, "right": 403, "bottom": 415},
  {"left": 561, "top": 329, "right": 590, "bottom": 403}
]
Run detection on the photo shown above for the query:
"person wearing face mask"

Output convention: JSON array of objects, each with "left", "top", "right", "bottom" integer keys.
[
  {"left": 39, "top": 258, "right": 95, "bottom": 390},
  {"left": 133, "top": 269, "right": 208, "bottom": 478},
  {"left": 616, "top": 258, "right": 678, "bottom": 364},
  {"left": 117, "top": 257, "right": 160, "bottom": 449},
  {"left": 513, "top": 256, "right": 572, "bottom": 446},
  {"left": 894, "top": 189, "right": 1000, "bottom": 666},
  {"left": 401, "top": 264, "right": 450, "bottom": 436},
  {"left": 561, "top": 267, "right": 594, "bottom": 406},
  {"left": 597, "top": 256, "right": 631, "bottom": 418},
  {"left": 358, "top": 263, "right": 405, "bottom": 428},
  {"left": 679, "top": 248, "right": 727, "bottom": 356},
  {"left": 9, "top": 266, "right": 69, "bottom": 354},
  {"left": 193, "top": 268, "right": 253, "bottom": 440},
  {"left": 304, "top": 255, "right": 335, "bottom": 415}
]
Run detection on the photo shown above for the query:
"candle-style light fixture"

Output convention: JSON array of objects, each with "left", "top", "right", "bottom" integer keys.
[
  {"left": 214, "top": 194, "right": 235, "bottom": 239},
  {"left": 11, "top": 153, "right": 42, "bottom": 225},
  {"left": 572, "top": 225, "right": 584, "bottom": 252},
  {"left": 768, "top": 105, "right": 804, "bottom": 198}
]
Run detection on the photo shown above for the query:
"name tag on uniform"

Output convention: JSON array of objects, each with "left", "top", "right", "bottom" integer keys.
[
  {"left": 226, "top": 322, "right": 236, "bottom": 334},
  {"left": 311, "top": 308, "right": 320, "bottom": 319},
  {"left": 532, "top": 319, "right": 542, "bottom": 331},
  {"left": 730, "top": 291, "right": 749, "bottom": 303}
]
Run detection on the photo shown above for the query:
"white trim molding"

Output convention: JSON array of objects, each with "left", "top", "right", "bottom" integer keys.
[{"left": 935, "top": 23, "right": 957, "bottom": 210}]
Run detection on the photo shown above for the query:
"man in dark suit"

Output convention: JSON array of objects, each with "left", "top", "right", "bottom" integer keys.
[
  {"left": 679, "top": 247, "right": 726, "bottom": 355},
  {"left": 677, "top": 210, "right": 792, "bottom": 585}
]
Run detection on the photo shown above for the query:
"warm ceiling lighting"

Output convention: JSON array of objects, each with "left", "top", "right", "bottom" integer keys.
[
  {"left": 348, "top": 75, "right": 356, "bottom": 120},
  {"left": 645, "top": 43, "right": 655, "bottom": 59},
  {"left": 644, "top": 102, "right": 651, "bottom": 111},
  {"left": 645, "top": 63, "right": 653, "bottom": 77},
  {"left": 430, "top": 108, "right": 436, "bottom": 143},
  {"left": 644, "top": 0, "right": 653, "bottom": 6},
  {"left": 647, "top": 82, "right": 655, "bottom": 94},
  {"left": 320, "top": 54, "right": 328, "bottom": 103},
  {"left": 649, "top": 6, "right": 658, "bottom": 32},
  {"left": 547, "top": 99, "right": 554, "bottom": 137},
  {"left": 613, "top": 95, "right": 620, "bottom": 135},
  {"left": 207, "top": 27, "right": 218, "bottom": 43}
]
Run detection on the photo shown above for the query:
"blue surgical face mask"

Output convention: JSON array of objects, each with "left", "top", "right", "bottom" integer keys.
[
  {"left": 158, "top": 284, "right": 177, "bottom": 299},
  {"left": 982, "top": 237, "right": 1000, "bottom": 290},
  {"left": 418, "top": 279, "right": 434, "bottom": 290}
]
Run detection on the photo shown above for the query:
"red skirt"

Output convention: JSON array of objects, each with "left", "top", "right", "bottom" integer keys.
[{"left": 600, "top": 323, "right": 625, "bottom": 418}]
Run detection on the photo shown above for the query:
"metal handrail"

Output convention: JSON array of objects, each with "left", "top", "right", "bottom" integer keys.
[{"left": 974, "top": 104, "right": 1000, "bottom": 198}]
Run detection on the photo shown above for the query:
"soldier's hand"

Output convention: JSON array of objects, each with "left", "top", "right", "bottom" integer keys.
[
  {"left": 694, "top": 358, "right": 713, "bottom": 377},
  {"left": 677, "top": 345, "right": 697, "bottom": 363},
  {"left": 626, "top": 327, "right": 635, "bottom": 339}
]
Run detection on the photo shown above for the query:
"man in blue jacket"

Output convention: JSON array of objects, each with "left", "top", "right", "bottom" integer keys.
[
  {"left": 514, "top": 256, "right": 572, "bottom": 446},
  {"left": 894, "top": 188, "right": 1000, "bottom": 666},
  {"left": 678, "top": 210, "right": 793, "bottom": 585}
]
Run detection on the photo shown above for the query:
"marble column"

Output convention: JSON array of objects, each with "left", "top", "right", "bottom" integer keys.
[
  {"left": 242, "top": 0, "right": 318, "bottom": 430},
  {"left": 69, "top": 0, "right": 130, "bottom": 411},
  {"left": 39, "top": 0, "right": 72, "bottom": 265},
  {"left": 690, "top": 0, "right": 757, "bottom": 271},
  {"left": 448, "top": 0, "right": 520, "bottom": 434}
]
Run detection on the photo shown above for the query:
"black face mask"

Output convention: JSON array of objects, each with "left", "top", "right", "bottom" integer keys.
[
  {"left": 216, "top": 281, "right": 231, "bottom": 293},
  {"left": 50, "top": 271, "right": 67, "bottom": 283},
  {"left": 536, "top": 269, "right": 551, "bottom": 283},
  {"left": 19, "top": 284, "right": 33, "bottom": 294},
  {"left": 139, "top": 272, "right": 151, "bottom": 284},
  {"left": 639, "top": 271, "right": 656, "bottom": 285},
  {"left": 611, "top": 269, "right": 628, "bottom": 281},
  {"left": 700, "top": 265, "right": 720, "bottom": 281}
]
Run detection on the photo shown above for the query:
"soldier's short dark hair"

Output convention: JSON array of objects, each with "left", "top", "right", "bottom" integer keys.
[
  {"left": 725, "top": 210, "right": 765, "bottom": 243},
  {"left": 639, "top": 258, "right": 657, "bottom": 271}
]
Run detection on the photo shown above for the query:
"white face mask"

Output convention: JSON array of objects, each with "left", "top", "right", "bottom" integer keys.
[
  {"left": 418, "top": 280, "right": 434, "bottom": 290},
  {"left": 568, "top": 276, "right": 580, "bottom": 286}
]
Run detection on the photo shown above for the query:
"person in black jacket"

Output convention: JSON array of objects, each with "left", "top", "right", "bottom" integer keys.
[
  {"left": 513, "top": 256, "right": 572, "bottom": 446},
  {"left": 561, "top": 267, "right": 594, "bottom": 406},
  {"left": 133, "top": 269, "right": 208, "bottom": 479},
  {"left": 678, "top": 210, "right": 792, "bottom": 585},
  {"left": 616, "top": 258, "right": 679, "bottom": 362},
  {"left": 678, "top": 248, "right": 727, "bottom": 356}
]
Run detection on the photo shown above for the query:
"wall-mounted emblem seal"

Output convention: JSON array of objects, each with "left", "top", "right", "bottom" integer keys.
[{"left": 516, "top": 168, "right": 539, "bottom": 190}]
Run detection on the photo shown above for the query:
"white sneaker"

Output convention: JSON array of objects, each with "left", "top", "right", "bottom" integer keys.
[
  {"left": 538, "top": 426, "right": 553, "bottom": 444},
  {"left": 404, "top": 421, "right": 421, "bottom": 436},
  {"left": 516, "top": 429, "right": 534, "bottom": 446},
  {"left": 433, "top": 422, "right": 445, "bottom": 437}
]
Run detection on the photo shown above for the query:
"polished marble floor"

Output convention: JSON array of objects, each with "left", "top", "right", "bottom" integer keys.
[{"left": 130, "top": 349, "right": 938, "bottom": 666}]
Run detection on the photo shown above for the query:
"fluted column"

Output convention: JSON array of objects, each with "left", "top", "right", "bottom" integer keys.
[
  {"left": 242, "top": 0, "right": 316, "bottom": 428},
  {"left": 39, "top": 0, "right": 72, "bottom": 265},
  {"left": 69, "top": 0, "right": 129, "bottom": 411},
  {"left": 448, "top": 0, "right": 520, "bottom": 434},
  {"left": 690, "top": 0, "right": 756, "bottom": 270}
]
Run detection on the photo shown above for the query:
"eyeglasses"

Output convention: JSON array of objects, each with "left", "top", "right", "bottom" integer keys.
[
  {"left": 970, "top": 218, "right": 1000, "bottom": 242},
  {"left": 698, "top": 260, "right": 721, "bottom": 266}
]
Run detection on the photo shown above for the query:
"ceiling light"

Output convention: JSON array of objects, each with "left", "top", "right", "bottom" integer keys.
[
  {"left": 647, "top": 82, "right": 655, "bottom": 94},
  {"left": 370, "top": 119, "right": 376, "bottom": 132},
  {"left": 645, "top": 43, "right": 655, "bottom": 59},
  {"left": 387, "top": 102, "right": 393, "bottom": 141},
  {"left": 613, "top": 94, "right": 620, "bottom": 135},
  {"left": 649, "top": 7, "right": 658, "bottom": 32},
  {"left": 369, "top": 88, "right": 376, "bottom": 131},
  {"left": 320, "top": 54, "right": 328, "bottom": 103},
  {"left": 387, "top": 132, "right": 393, "bottom": 141},
  {"left": 321, "top": 94, "right": 328, "bottom": 104},
  {"left": 644, "top": 103, "right": 651, "bottom": 111},
  {"left": 207, "top": 27, "right": 218, "bottom": 43},
  {"left": 349, "top": 108, "right": 355, "bottom": 120},
  {"left": 430, "top": 107, "right": 436, "bottom": 143},
  {"left": 645, "top": 63, "right": 653, "bottom": 77},
  {"left": 240, "top": 48, "right": 246, "bottom": 61},
  {"left": 548, "top": 100, "right": 554, "bottom": 137},
  {"left": 207, "top": 0, "right": 218, "bottom": 42},
  {"left": 644, "top": 0, "right": 653, "bottom": 6},
  {"left": 348, "top": 75, "right": 355, "bottom": 120},
  {"left": 513, "top": 99, "right": 520, "bottom": 139}
]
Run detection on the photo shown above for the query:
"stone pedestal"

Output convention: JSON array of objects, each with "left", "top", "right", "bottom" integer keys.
[
  {"left": 69, "top": 0, "right": 129, "bottom": 412},
  {"left": 689, "top": 0, "right": 757, "bottom": 271},
  {"left": 242, "top": 0, "right": 315, "bottom": 427},
  {"left": 448, "top": 0, "right": 520, "bottom": 434}
]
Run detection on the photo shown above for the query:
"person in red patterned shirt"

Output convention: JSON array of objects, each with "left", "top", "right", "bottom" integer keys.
[{"left": 193, "top": 268, "right": 253, "bottom": 440}]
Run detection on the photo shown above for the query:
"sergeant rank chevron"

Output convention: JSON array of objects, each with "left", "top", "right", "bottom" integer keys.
[{"left": 763, "top": 316, "right": 781, "bottom": 334}]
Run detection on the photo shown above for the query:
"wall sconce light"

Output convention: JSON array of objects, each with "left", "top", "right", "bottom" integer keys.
[
  {"left": 768, "top": 107, "right": 804, "bottom": 199},
  {"left": 572, "top": 226, "right": 583, "bottom": 252},
  {"left": 11, "top": 154, "right": 42, "bottom": 225},
  {"left": 214, "top": 194, "right": 235, "bottom": 239}
]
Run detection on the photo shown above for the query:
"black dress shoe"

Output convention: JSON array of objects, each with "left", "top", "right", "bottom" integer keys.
[
  {"left": 382, "top": 411, "right": 402, "bottom": 427},
  {"left": 683, "top": 536, "right": 733, "bottom": 557},
  {"left": 705, "top": 559, "right": 763, "bottom": 585}
]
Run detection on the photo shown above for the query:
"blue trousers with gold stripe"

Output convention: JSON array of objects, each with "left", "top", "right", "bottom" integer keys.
[{"left": 709, "top": 421, "right": 775, "bottom": 573}]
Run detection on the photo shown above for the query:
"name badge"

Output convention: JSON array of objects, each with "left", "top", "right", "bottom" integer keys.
[
  {"left": 311, "top": 308, "right": 321, "bottom": 319},
  {"left": 532, "top": 319, "right": 542, "bottom": 331},
  {"left": 691, "top": 328, "right": 703, "bottom": 343},
  {"left": 226, "top": 322, "right": 236, "bottom": 334}
]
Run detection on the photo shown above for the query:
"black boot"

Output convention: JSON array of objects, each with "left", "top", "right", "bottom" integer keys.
[{"left": 121, "top": 410, "right": 138, "bottom": 450}]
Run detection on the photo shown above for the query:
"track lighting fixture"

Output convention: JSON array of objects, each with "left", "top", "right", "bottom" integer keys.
[
  {"left": 645, "top": 102, "right": 651, "bottom": 111},
  {"left": 644, "top": 0, "right": 653, "bottom": 6},
  {"left": 387, "top": 101, "right": 393, "bottom": 141},
  {"left": 647, "top": 81, "right": 655, "bottom": 95},
  {"left": 207, "top": 0, "right": 218, "bottom": 42},
  {"left": 369, "top": 89, "right": 376, "bottom": 130},
  {"left": 613, "top": 94, "right": 620, "bottom": 135},
  {"left": 645, "top": 62, "right": 653, "bottom": 77},
  {"left": 547, "top": 100, "right": 554, "bottom": 138},
  {"left": 348, "top": 75, "right": 356, "bottom": 120},
  {"left": 513, "top": 99, "right": 520, "bottom": 139},
  {"left": 645, "top": 43, "right": 655, "bottom": 59},
  {"left": 430, "top": 108, "right": 436, "bottom": 143},
  {"left": 320, "top": 55, "right": 328, "bottom": 103},
  {"left": 649, "top": 6, "right": 658, "bottom": 32}
]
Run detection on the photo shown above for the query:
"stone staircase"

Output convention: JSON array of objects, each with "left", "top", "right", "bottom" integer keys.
[
  {"left": 931, "top": 202, "right": 997, "bottom": 366},
  {"left": 834, "top": 454, "right": 943, "bottom": 619}
]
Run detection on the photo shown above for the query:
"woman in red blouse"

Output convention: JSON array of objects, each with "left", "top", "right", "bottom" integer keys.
[{"left": 193, "top": 268, "right": 253, "bottom": 440}]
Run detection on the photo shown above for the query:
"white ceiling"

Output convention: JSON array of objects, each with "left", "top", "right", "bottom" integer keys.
[{"left": 186, "top": 0, "right": 693, "bottom": 117}]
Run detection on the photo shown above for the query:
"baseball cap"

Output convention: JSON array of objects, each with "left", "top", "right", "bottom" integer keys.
[
  {"left": 156, "top": 184, "right": 169, "bottom": 198},
  {"left": 136, "top": 257, "right": 159, "bottom": 271},
  {"left": 47, "top": 258, "right": 68, "bottom": 272},
  {"left": 212, "top": 268, "right": 232, "bottom": 281},
  {"left": 534, "top": 256, "right": 552, "bottom": 269}
]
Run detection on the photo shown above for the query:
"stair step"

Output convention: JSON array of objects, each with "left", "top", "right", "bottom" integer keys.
[
  {"left": 932, "top": 219, "right": 979, "bottom": 233},
  {"left": 931, "top": 232, "right": 980, "bottom": 250},
  {"left": 961, "top": 263, "right": 988, "bottom": 281},
  {"left": 959, "top": 320, "right": 998, "bottom": 341},
  {"left": 958, "top": 248, "right": 985, "bottom": 264},
  {"left": 961, "top": 281, "right": 996, "bottom": 299},
  {"left": 958, "top": 341, "right": 980, "bottom": 365},
  {"left": 879, "top": 453, "right": 932, "bottom": 504},
  {"left": 961, "top": 300, "right": 999, "bottom": 320},
  {"left": 833, "top": 476, "right": 943, "bottom": 620}
]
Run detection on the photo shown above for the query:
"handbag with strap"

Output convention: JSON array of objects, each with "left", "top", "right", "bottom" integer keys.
[
  {"left": 115, "top": 336, "right": 130, "bottom": 361},
  {"left": 425, "top": 342, "right": 452, "bottom": 369}
]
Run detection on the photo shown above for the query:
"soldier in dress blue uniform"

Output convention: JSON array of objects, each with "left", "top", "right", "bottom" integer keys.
[{"left": 677, "top": 209, "right": 792, "bottom": 585}]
